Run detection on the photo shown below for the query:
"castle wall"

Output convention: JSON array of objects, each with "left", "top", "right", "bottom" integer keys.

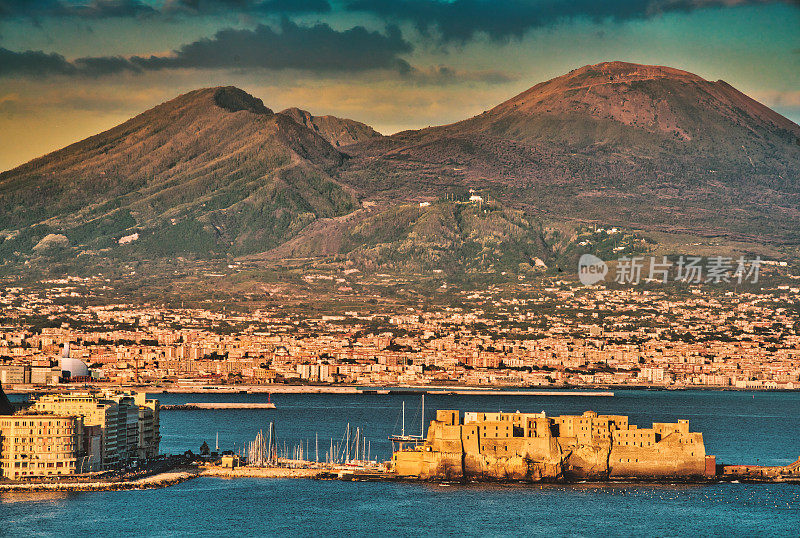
[
  {"left": 559, "top": 437, "right": 611, "bottom": 479},
  {"left": 392, "top": 410, "right": 708, "bottom": 481},
  {"left": 609, "top": 432, "right": 705, "bottom": 477}
]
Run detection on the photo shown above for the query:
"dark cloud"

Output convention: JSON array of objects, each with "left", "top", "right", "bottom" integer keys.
[
  {"left": 0, "top": 0, "right": 54, "bottom": 18},
  {"left": 56, "top": 0, "right": 157, "bottom": 18},
  {"left": 0, "top": 0, "right": 156, "bottom": 20},
  {"left": 260, "top": 0, "right": 331, "bottom": 13},
  {"left": 0, "top": 0, "right": 330, "bottom": 19},
  {"left": 345, "top": 0, "right": 790, "bottom": 42},
  {"left": 0, "top": 20, "right": 412, "bottom": 76},
  {"left": 156, "top": 0, "right": 332, "bottom": 16},
  {"left": 2, "top": 0, "right": 784, "bottom": 34},
  {"left": 74, "top": 55, "right": 143, "bottom": 75},
  {"left": 141, "top": 20, "right": 411, "bottom": 71},
  {"left": 0, "top": 48, "right": 76, "bottom": 76}
]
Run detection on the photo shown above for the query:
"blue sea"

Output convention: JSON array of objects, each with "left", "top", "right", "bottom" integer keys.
[{"left": 2, "top": 389, "right": 800, "bottom": 536}]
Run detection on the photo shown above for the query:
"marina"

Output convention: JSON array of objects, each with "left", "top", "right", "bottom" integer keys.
[{"left": 2, "top": 389, "right": 800, "bottom": 537}]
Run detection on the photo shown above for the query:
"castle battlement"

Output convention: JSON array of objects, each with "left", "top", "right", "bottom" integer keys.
[{"left": 393, "top": 409, "right": 714, "bottom": 481}]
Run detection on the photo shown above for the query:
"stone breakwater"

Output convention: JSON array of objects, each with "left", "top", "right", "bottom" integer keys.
[
  {"left": 161, "top": 403, "right": 276, "bottom": 410},
  {"left": 0, "top": 470, "right": 200, "bottom": 492},
  {"left": 201, "top": 466, "right": 323, "bottom": 479},
  {"left": 0, "top": 466, "right": 329, "bottom": 492}
]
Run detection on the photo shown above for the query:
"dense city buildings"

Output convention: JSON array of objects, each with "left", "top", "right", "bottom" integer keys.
[
  {"left": 0, "top": 383, "right": 160, "bottom": 479},
  {"left": 0, "top": 275, "right": 799, "bottom": 391},
  {"left": 32, "top": 391, "right": 160, "bottom": 469}
]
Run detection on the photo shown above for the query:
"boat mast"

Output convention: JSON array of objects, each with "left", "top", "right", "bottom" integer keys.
[
  {"left": 401, "top": 401, "right": 405, "bottom": 437},
  {"left": 346, "top": 423, "right": 350, "bottom": 463},
  {"left": 421, "top": 394, "right": 425, "bottom": 438}
]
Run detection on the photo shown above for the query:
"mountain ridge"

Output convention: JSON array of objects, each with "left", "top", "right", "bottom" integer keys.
[
  {"left": 339, "top": 61, "right": 800, "bottom": 245},
  {"left": 280, "top": 106, "right": 382, "bottom": 147},
  {"left": 0, "top": 85, "right": 358, "bottom": 258},
  {"left": 2, "top": 62, "right": 799, "bottom": 274}
]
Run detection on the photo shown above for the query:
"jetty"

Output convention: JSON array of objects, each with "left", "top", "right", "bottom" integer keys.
[
  {"left": 423, "top": 390, "right": 614, "bottom": 396},
  {"left": 161, "top": 402, "right": 276, "bottom": 410}
]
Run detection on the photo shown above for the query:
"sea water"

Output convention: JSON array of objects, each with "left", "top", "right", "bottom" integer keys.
[{"left": 2, "top": 390, "right": 799, "bottom": 536}]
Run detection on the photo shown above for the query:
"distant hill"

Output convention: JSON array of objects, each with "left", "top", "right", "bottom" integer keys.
[
  {"left": 343, "top": 61, "right": 800, "bottom": 244},
  {"left": 2, "top": 62, "right": 799, "bottom": 276},
  {"left": 248, "top": 201, "right": 551, "bottom": 273},
  {"left": 0, "top": 87, "right": 358, "bottom": 258},
  {"left": 280, "top": 107, "right": 382, "bottom": 147}
]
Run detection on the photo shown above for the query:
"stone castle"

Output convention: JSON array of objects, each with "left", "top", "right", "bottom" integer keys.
[{"left": 392, "top": 410, "right": 716, "bottom": 481}]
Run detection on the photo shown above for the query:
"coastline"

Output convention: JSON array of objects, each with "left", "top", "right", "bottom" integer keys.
[
  {"left": 5, "top": 383, "right": 798, "bottom": 395},
  {"left": 4, "top": 384, "right": 614, "bottom": 396},
  {"left": 201, "top": 466, "right": 323, "bottom": 479},
  {"left": 3, "top": 465, "right": 799, "bottom": 493},
  {"left": 0, "top": 469, "right": 200, "bottom": 492}
]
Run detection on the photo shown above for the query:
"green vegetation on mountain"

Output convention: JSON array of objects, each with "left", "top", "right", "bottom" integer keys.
[
  {"left": 0, "top": 87, "right": 357, "bottom": 260},
  {"left": 1, "top": 62, "right": 799, "bottom": 278},
  {"left": 343, "top": 61, "right": 800, "bottom": 245},
  {"left": 341, "top": 201, "right": 549, "bottom": 273}
]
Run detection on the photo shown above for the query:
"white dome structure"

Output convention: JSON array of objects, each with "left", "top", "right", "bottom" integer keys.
[{"left": 59, "top": 357, "right": 89, "bottom": 378}]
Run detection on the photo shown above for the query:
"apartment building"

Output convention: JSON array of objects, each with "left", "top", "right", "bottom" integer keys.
[
  {"left": 31, "top": 391, "right": 160, "bottom": 470},
  {"left": 0, "top": 414, "right": 82, "bottom": 480}
]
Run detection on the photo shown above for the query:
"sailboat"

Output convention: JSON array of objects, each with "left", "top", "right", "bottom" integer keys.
[{"left": 388, "top": 394, "right": 427, "bottom": 451}]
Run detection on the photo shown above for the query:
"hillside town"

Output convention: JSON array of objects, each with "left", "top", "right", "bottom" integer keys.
[{"left": 1, "top": 275, "right": 798, "bottom": 392}]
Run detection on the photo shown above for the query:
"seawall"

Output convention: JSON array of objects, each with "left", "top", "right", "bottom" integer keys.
[{"left": 0, "top": 469, "right": 199, "bottom": 492}]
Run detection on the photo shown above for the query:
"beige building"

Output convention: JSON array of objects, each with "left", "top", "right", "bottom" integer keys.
[
  {"left": 32, "top": 391, "right": 160, "bottom": 469},
  {"left": 0, "top": 364, "right": 29, "bottom": 385},
  {"left": 0, "top": 414, "right": 82, "bottom": 480},
  {"left": 134, "top": 392, "right": 160, "bottom": 460}
]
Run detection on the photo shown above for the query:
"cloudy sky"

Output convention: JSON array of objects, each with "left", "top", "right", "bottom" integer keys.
[{"left": 1, "top": 0, "right": 798, "bottom": 171}]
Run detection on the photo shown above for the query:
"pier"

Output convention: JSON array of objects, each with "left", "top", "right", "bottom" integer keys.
[
  {"left": 136, "top": 385, "right": 617, "bottom": 396},
  {"left": 423, "top": 390, "right": 614, "bottom": 396},
  {"left": 161, "top": 402, "right": 276, "bottom": 410}
]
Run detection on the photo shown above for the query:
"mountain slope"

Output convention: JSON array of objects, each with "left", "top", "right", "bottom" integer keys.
[
  {"left": 343, "top": 61, "right": 800, "bottom": 244},
  {"left": 280, "top": 107, "right": 382, "bottom": 147},
  {"left": 2, "top": 62, "right": 799, "bottom": 275},
  {"left": 0, "top": 87, "right": 358, "bottom": 258},
  {"left": 474, "top": 61, "right": 799, "bottom": 146},
  {"left": 247, "top": 200, "right": 551, "bottom": 273}
]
